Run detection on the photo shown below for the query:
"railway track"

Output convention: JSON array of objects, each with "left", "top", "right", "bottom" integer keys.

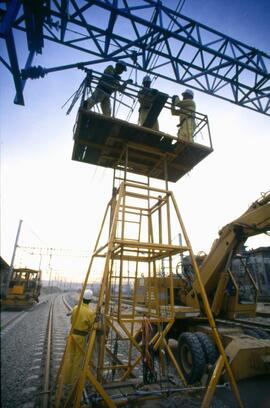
[
  {"left": 215, "top": 317, "right": 270, "bottom": 336},
  {"left": 62, "top": 294, "right": 73, "bottom": 311},
  {"left": 18, "top": 294, "right": 72, "bottom": 407},
  {"left": 120, "top": 298, "right": 270, "bottom": 334},
  {"left": 41, "top": 299, "right": 54, "bottom": 408},
  {"left": 3, "top": 294, "right": 266, "bottom": 407},
  {"left": 1, "top": 310, "right": 28, "bottom": 331},
  {"left": 256, "top": 311, "right": 270, "bottom": 318},
  {"left": 1, "top": 299, "right": 48, "bottom": 334}
]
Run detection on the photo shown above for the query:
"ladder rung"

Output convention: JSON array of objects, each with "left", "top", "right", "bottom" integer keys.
[
  {"left": 114, "top": 176, "right": 149, "bottom": 186},
  {"left": 117, "top": 219, "right": 140, "bottom": 224}
]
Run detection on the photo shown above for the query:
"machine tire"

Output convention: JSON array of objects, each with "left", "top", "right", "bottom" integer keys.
[
  {"left": 194, "top": 332, "right": 219, "bottom": 364},
  {"left": 177, "top": 332, "right": 206, "bottom": 384}
]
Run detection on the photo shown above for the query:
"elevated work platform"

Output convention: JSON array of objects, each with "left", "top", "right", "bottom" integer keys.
[{"left": 72, "top": 109, "right": 213, "bottom": 182}]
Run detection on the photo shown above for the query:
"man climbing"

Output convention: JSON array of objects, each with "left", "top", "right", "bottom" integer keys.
[
  {"left": 86, "top": 61, "right": 132, "bottom": 116},
  {"left": 171, "top": 89, "right": 196, "bottom": 142},
  {"left": 138, "top": 75, "right": 159, "bottom": 131},
  {"left": 64, "top": 289, "right": 96, "bottom": 385}
]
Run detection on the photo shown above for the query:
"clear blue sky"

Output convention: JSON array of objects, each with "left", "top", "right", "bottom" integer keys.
[{"left": 0, "top": 0, "right": 269, "bottom": 282}]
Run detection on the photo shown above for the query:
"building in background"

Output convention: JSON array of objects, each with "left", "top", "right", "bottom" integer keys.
[
  {"left": 232, "top": 246, "right": 270, "bottom": 302},
  {"left": 181, "top": 246, "right": 270, "bottom": 302},
  {"left": 0, "top": 257, "right": 9, "bottom": 296}
]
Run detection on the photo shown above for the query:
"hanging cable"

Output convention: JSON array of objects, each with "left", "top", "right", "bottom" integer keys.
[
  {"left": 149, "top": 0, "right": 186, "bottom": 85},
  {"left": 141, "top": 315, "right": 157, "bottom": 384},
  {"left": 124, "top": 0, "right": 186, "bottom": 122},
  {"left": 115, "top": 67, "right": 135, "bottom": 117}
]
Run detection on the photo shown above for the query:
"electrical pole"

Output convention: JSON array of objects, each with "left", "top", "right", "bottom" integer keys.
[
  {"left": 5, "top": 220, "right": 23, "bottom": 296},
  {"left": 48, "top": 250, "right": 53, "bottom": 292}
]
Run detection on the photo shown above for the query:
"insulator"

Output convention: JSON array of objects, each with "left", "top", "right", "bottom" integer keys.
[{"left": 21, "top": 66, "right": 46, "bottom": 80}]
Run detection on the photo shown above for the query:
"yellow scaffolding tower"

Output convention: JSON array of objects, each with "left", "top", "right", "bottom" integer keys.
[{"left": 55, "top": 112, "right": 243, "bottom": 407}]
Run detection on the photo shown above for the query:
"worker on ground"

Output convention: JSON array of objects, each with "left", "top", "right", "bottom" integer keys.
[
  {"left": 86, "top": 61, "right": 132, "bottom": 116},
  {"left": 171, "top": 89, "right": 196, "bottom": 142},
  {"left": 138, "top": 75, "right": 159, "bottom": 131},
  {"left": 64, "top": 289, "right": 95, "bottom": 385}
]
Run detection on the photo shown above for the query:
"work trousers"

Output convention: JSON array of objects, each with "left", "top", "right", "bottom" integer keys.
[
  {"left": 63, "top": 332, "right": 99, "bottom": 386},
  {"left": 86, "top": 88, "right": 111, "bottom": 116},
  {"left": 177, "top": 118, "right": 195, "bottom": 142},
  {"left": 64, "top": 334, "right": 86, "bottom": 385},
  {"left": 138, "top": 108, "right": 159, "bottom": 131}
]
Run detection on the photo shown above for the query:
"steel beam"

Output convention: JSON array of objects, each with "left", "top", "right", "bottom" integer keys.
[
  {"left": 0, "top": 0, "right": 269, "bottom": 114},
  {"left": 0, "top": 0, "right": 21, "bottom": 37},
  {"left": 5, "top": 29, "right": 25, "bottom": 105}
]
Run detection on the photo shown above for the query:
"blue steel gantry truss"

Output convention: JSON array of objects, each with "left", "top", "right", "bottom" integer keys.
[{"left": 0, "top": 0, "right": 270, "bottom": 115}]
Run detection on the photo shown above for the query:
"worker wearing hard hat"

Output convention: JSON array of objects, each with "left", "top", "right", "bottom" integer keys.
[
  {"left": 138, "top": 75, "right": 159, "bottom": 131},
  {"left": 64, "top": 289, "right": 95, "bottom": 385},
  {"left": 86, "top": 61, "right": 132, "bottom": 116},
  {"left": 171, "top": 89, "right": 196, "bottom": 142}
]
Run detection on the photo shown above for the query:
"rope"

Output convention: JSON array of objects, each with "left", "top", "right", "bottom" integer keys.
[{"left": 141, "top": 315, "right": 157, "bottom": 384}]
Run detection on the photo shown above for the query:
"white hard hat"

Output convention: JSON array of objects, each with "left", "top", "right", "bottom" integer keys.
[
  {"left": 182, "top": 89, "right": 194, "bottom": 97},
  {"left": 83, "top": 289, "right": 93, "bottom": 300},
  {"left": 143, "top": 75, "right": 151, "bottom": 84}
]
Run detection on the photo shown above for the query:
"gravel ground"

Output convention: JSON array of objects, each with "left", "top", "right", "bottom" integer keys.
[
  {"left": 1, "top": 310, "right": 26, "bottom": 327},
  {"left": 2, "top": 292, "right": 268, "bottom": 408},
  {"left": 0, "top": 295, "right": 53, "bottom": 329},
  {"left": 1, "top": 298, "right": 51, "bottom": 408},
  {"left": 56, "top": 295, "right": 270, "bottom": 407},
  {"left": 215, "top": 375, "right": 270, "bottom": 408},
  {"left": 0, "top": 293, "right": 73, "bottom": 408}
]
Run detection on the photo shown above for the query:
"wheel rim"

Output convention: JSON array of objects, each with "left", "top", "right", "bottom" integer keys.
[{"left": 180, "top": 343, "right": 192, "bottom": 374}]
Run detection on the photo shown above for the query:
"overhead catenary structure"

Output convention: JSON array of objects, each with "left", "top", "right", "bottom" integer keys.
[{"left": 1, "top": 1, "right": 269, "bottom": 115}]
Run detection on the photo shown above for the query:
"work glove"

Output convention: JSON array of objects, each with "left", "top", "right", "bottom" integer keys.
[
  {"left": 119, "top": 79, "right": 132, "bottom": 92},
  {"left": 172, "top": 95, "right": 178, "bottom": 104}
]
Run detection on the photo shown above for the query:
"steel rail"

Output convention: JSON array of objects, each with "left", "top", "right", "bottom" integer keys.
[
  {"left": 61, "top": 294, "right": 72, "bottom": 311},
  {"left": 120, "top": 299, "right": 270, "bottom": 334},
  {"left": 256, "top": 311, "right": 270, "bottom": 318},
  {"left": 91, "top": 383, "right": 228, "bottom": 403},
  {"left": 217, "top": 318, "right": 270, "bottom": 334},
  {"left": 41, "top": 299, "right": 54, "bottom": 408}
]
